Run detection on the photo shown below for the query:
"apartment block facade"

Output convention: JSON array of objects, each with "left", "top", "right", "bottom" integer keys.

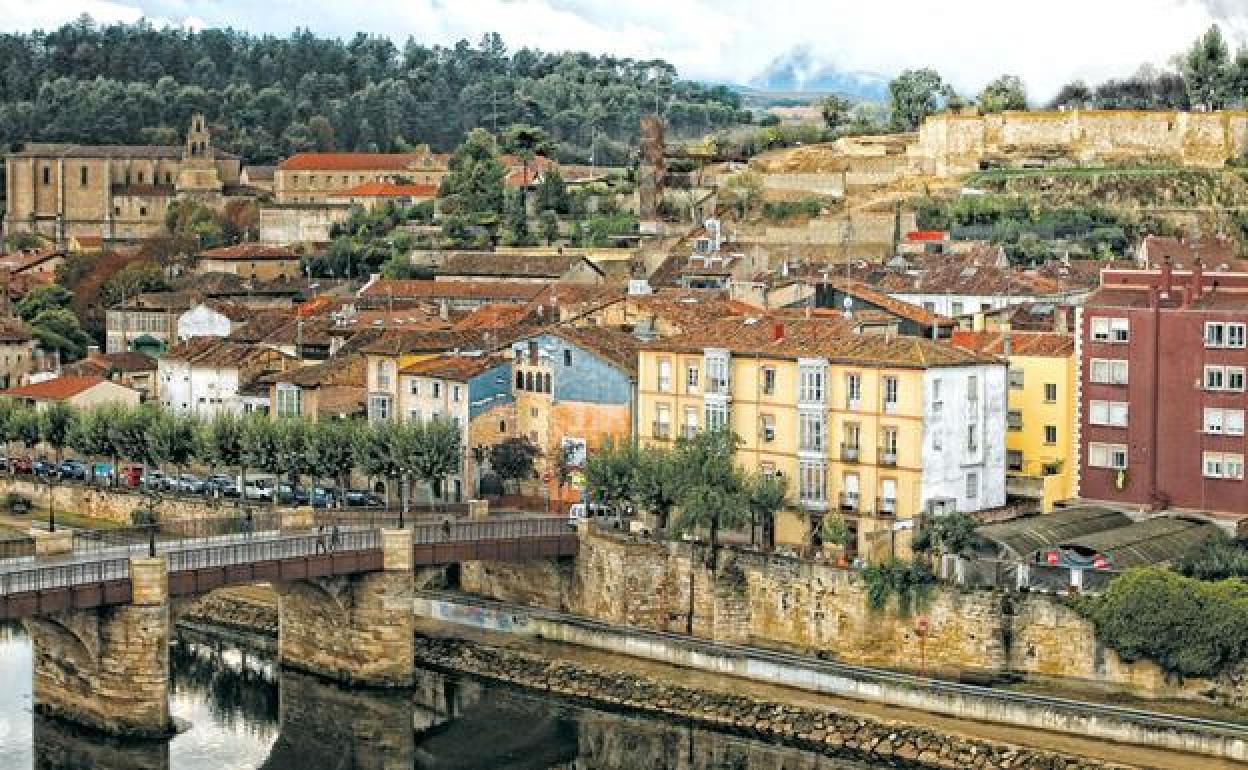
[
  {"left": 637, "top": 318, "right": 1007, "bottom": 556},
  {"left": 1078, "top": 264, "right": 1248, "bottom": 516}
]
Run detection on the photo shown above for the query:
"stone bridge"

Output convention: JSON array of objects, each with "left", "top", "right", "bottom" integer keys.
[{"left": 0, "top": 517, "right": 577, "bottom": 738}]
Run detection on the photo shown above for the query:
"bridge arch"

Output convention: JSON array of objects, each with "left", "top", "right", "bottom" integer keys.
[{"left": 24, "top": 614, "right": 99, "bottom": 671}]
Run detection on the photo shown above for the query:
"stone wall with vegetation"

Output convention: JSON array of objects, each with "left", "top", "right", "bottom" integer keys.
[{"left": 461, "top": 528, "right": 1235, "bottom": 702}]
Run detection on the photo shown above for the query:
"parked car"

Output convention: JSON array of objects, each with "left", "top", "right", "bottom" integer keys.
[
  {"left": 118, "top": 464, "right": 143, "bottom": 488},
  {"left": 32, "top": 457, "right": 52, "bottom": 476},
  {"left": 310, "top": 486, "right": 338, "bottom": 508},
  {"left": 343, "top": 489, "right": 383, "bottom": 507},
  {"left": 56, "top": 460, "right": 87, "bottom": 480},
  {"left": 11, "top": 456, "right": 34, "bottom": 474},
  {"left": 277, "top": 483, "right": 309, "bottom": 505},
  {"left": 175, "top": 474, "right": 205, "bottom": 494},
  {"left": 243, "top": 477, "right": 274, "bottom": 501},
  {"left": 206, "top": 474, "right": 239, "bottom": 498},
  {"left": 141, "top": 469, "right": 166, "bottom": 489}
]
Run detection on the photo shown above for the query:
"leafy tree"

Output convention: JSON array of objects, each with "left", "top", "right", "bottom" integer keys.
[
  {"left": 352, "top": 419, "right": 401, "bottom": 508},
  {"left": 408, "top": 417, "right": 463, "bottom": 508},
  {"left": 10, "top": 408, "right": 40, "bottom": 457},
  {"left": 38, "top": 401, "right": 77, "bottom": 531},
  {"left": 632, "top": 445, "right": 680, "bottom": 531},
  {"left": 978, "top": 75, "right": 1027, "bottom": 113},
  {"left": 1177, "top": 535, "right": 1248, "bottom": 581},
  {"left": 15, "top": 285, "right": 73, "bottom": 321},
  {"left": 1048, "top": 80, "right": 1093, "bottom": 110},
  {"left": 68, "top": 406, "right": 115, "bottom": 482},
  {"left": 888, "top": 68, "right": 946, "bottom": 131},
  {"left": 1185, "top": 24, "right": 1232, "bottom": 110},
  {"left": 147, "top": 412, "right": 197, "bottom": 484},
  {"left": 438, "top": 128, "right": 507, "bottom": 243},
  {"left": 489, "top": 436, "right": 541, "bottom": 494},
  {"left": 821, "top": 513, "right": 853, "bottom": 548},
  {"left": 1079, "top": 568, "right": 1248, "bottom": 678},
  {"left": 723, "top": 171, "right": 764, "bottom": 217},
  {"left": 669, "top": 429, "right": 749, "bottom": 567},
  {"left": 201, "top": 411, "right": 244, "bottom": 483},
  {"left": 27, "top": 307, "right": 92, "bottom": 361},
  {"left": 584, "top": 440, "right": 637, "bottom": 513},
  {"left": 819, "top": 94, "right": 852, "bottom": 129},
  {"left": 500, "top": 123, "right": 553, "bottom": 190},
  {"left": 501, "top": 188, "right": 534, "bottom": 246},
  {"left": 747, "top": 471, "right": 789, "bottom": 550},
  {"left": 911, "top": 512, "right": 980, "bottom": 556},
  {"left": 306, "top": 419, "right": 356, "bottom": 496},
  {"left": 539, "top": 209, "right": 560, "bottom": 246},
  {"left": 240, "top": 416, "right": 278, "bottom": 502},
  {"left": 100, "top": 261, "right": 170, "bottom": 307},
  {"left": 535, "top": 169, "right": 569, "bottom": 215}
]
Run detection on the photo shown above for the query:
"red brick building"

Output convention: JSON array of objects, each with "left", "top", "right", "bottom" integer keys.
[{"left": 1078, "top": 262, "right": 1248, "bottom": 517}]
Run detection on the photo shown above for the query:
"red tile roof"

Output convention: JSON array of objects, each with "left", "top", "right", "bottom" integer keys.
[
  {"left": 400, "top": 354, "right": 508, "bottom": 380},
  {"left": 360, "top": 279, "right": 553, "bottom": 302},
  {"left": 823, "top": 277, "right": 955, "bottom": 328},
  {"left": 337, "top": 181, "right": 439, "bottom": 198},
  {"left": 1, "top": 376, "right": 110, "bottom": 401},
  {"left": 277, "top": 152, "right": 445, "bottom": 172},
  {"left": 198, "top": 244, "right": 300, "bottom": 261},
  {"left": 951, "top": 330, "right": 1074, "bottom": 357}
]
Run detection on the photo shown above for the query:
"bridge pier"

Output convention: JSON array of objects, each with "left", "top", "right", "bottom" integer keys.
[
  {"left": 25, "top": 557, "right": 171, "bottom": 738},
  {"left": 277, "top": 528, "right": 415, "bottom": 687}
]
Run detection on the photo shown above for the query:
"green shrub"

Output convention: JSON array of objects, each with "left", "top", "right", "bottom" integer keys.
[
  {"left": 861, "top": 559, "right": 935, "bottom": 616},
  {"left": 5, "top": 493, "right": 31, "bottom": 514},
  {"left": 1078, "top": 568, "right": 1248, "bottom": 678},
  {"left": 761, "top": 199, "right": 824, "bottom": 221},
  {"left": 131, "top": 507, "right": 158, "bottom": 526},
  {"left": 1177, "top": 535, "right": 1248, "bottom": 581}
]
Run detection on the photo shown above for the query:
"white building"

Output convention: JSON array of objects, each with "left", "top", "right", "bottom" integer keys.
[
  {"left": 176, "top": 302, "right": 252, "bottom": 342},
  {"left": 159, "top": 338, "right": 292, "bottom": 417},
  {"left": 919, "top": 364, "right": 1009, "bottom": 515}
]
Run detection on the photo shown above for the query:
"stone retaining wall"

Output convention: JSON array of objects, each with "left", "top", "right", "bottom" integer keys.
[{"left": 412, "top": 635, "right": 1128, "bottom": 770}]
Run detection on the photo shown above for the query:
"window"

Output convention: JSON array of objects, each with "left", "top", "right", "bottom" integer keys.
[
  {"left": 685, "top": 365, "right": 699, "bottom": 391},
  {"left": 846, "top": 373, "right": 861, "bottom": 408},
  {"left": 1203, "top": 452, "right": 1245, "bottom": 480},
  {"left": 1090, "top": 359, "right": 1129, "bottom": 385},
  {"left": 799, "top": 461, "right": 827, "bottom": 504},
  {"left": 880, "top": 426, "right": 899, "bottom": 455},
  {"left": 966, "top": 472, "right": 979, "bottom": 500},
  {"left": 452, "top": 385, "right": 461, "bottom": 403},
  {"left": 760, "top": 414, "right": 776, "bottom": 443},
  {"left": 799, "top": 364, "right": 825, "bottom": 403},
  {"left": 1204, "top": 408, "right": 1246, "bottom": 435},
  {"left": 543, "top": 373, "right": 551, "bottom": 393},
  {"left": 527, "top": 340, "right": 539, "bottom": 365},
  {"left": 80, "top": 166, "right": 88, "bottom": 186},
  {"left": 1008, "top": 368, "right": 1024, "bottom": 389},
  {"left": 705, "top": 402, "right": 728, "bottom": 431},
  {"left": 409, "top": 409, "right": 421, "bottom": 421},
  {"left": 967, "top": 423, "right": 979, "bottom": 452},
  {"left": 376, "top": 360, "right": 392, "bottom": 389},
  {"left": 1007, "top": 409, "right": 1023, "bottom": 431},
  {"left": 1089, "top": 442, "right": 1128, "bottom": 469},
  {"left": 369, "top": 394, "right": 392, "bottom": 421},
  {"left": 139, "top": 206, "right": 147, "bottom": 217},
  {"left": 1206, "top": 322, "right": 1247, "bottom": 348},
  {"left": 967, "top": 375, "right": 979, "bottom": 402},
  {"left": 563, "top": 349, "right": 573, "bottom": 366},
  {"left": 1007, "top": 450, "right": 1024, "bottom": 472},
  {"left": 409, "top": 379, "right": 419, "bottom": 396},
  {"left": 952, "top": 301, "right": 964, "bottom": 316},
  {"left": 275, "top": 386, "right": 301, "bottom": 417},
  {"left": 761, "top": 367, "right": 775, "bottom": 396},
  {"left": 41, "top": 166, "right": 49, "bottom": 185},
  {"left": 883, "top": 376, "right": 898, "bottom": 413},
  {"left": 1044, "top": 383, "right": 1058, "bottom": 403},
  {"left": 930, "top": 377, "right": 942, "bottom": 413},
  {"left": 682, "top": 407, "right": 698, "bottom": 438},
  {"left": 1091, "top": 317, "right": 1129, "bottom": 343},
  {"left": 1089, "top": 400, "right": 1129, "bottom": 427},
  {"left": 799, "top": 412, "right": 825, "bottom": 452},
  {"left": 843, "top": 422, "right": 861, "bottom": 450},
  {"left": 1044, "top": 425, "right": 1058, "bottom": 445},
  {"left": 515, "top": 371, "right": 524, "bottom": 389},
  {"left": 654, "top": 404, "right": 671, "bottom": 439},
  {"left": 430, "top": 382, "right": 440, "bottom": 398},
  {"left": 657, "top": 358, "right": 672, "bottom": 392},
  {"left": 1205, "top": 366, "right": 1246, "bottom": 392},
  {"left": 705, "top": 354, "right": 729, "bottom": 394}
]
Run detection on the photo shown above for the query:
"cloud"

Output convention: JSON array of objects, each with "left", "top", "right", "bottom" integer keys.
[{"left": 2, "top": 0, "right": 1247, "bottom": 100}]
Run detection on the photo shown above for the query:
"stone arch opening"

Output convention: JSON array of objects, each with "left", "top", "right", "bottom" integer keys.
[{"left": 24, "top": 615, "right": 98, "bottom": 671}]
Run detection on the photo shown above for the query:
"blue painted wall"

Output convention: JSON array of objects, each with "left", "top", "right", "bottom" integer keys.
[
  {"left": 509, "top": 334, "right": 633, "bottom": 405},
  {"left": 468, "top": 361, "right": 515, "bottom": 419}
]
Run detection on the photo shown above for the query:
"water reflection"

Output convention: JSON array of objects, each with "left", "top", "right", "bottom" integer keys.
[{"left": 0, "top": 623, "right": 894, "bottom": 770}]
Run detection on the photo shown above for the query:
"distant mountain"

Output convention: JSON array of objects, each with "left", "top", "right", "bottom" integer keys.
[{"left": 747, "top": 47, "right": 889, "bottom": 101}]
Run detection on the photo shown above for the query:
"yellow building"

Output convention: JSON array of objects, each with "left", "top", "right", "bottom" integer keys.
[
  {"left": 953, "top": 330, "right": 1076, "bottom": 512},
  {"left": 638, "top": 317, "right": 1007, "bottom": 558}
]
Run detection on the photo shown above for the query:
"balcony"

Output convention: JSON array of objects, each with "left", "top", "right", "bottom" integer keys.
[
  {"left": 707, "top": 377, "right": 730, "bottom": 396},
  {"left": 846, "top": 398, "right": 861, "bottom": 411},
  {"left": 883, "top": 400, "right": 899, "bottom": 415},
  {"left": 681, "top": 425, "right": 698, "bottom": 439},
  {"left": 839, "top": 493, "right": 860, "bottom": 512},
  {"left": 877, "top": 497, "right": 898, "bottom": 516},
  {"left": 651, "top": 422, "right": 671, "bottom": 440},
  {"left": 840, "top": 444, "right": 860, "bottom": 462},
  {"left": 878, "top": 449, "right": 898, "bottom": 467}
]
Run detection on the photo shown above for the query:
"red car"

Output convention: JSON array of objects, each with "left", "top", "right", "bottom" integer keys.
[{"left": 9, "top": 456, "right": 32, "bottom": 474}]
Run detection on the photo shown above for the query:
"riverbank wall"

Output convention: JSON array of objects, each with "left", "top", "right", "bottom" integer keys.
[{"left": 460, "top": 527, "right": 1242, "bottom": 704}]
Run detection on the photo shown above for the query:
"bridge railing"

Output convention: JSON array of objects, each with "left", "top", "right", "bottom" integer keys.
[
  {"left": 411, "top": 517, "right": 572, "bottom": 545},
  {"left": 0, "top": 558, "right": 130, "bottom": 596},
  {"left": 70, "top": 514, "right": 289, "bottom": 556},
  {"left": 166, "top": 528, "right": 382, "bottom": 573}
]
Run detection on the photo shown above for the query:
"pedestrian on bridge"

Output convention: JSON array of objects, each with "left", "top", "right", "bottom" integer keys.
[
  {"left": 243, "top": 510, "right": 254, "bottom": 540},
  {"left": 441, "top": 517, "right": 452, "bottom": 541},
  {"left": 315, "top": 524, "right": 327, "bottom": 554},
  {"left": 330, "top": 523, "right": 341, "bottom": 552}
]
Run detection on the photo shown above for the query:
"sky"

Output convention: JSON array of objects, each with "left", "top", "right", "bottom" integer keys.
[{"left": 1, "top": 0, "right": 1247, "bottom": 100}]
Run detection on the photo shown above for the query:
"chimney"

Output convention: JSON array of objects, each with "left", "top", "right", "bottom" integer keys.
[
  {"left": 1054, "top": 305, "right": 1069, "bottom": 334},
  {"left": 770, "top": 321, "right": 785, "bottom": 342},
  {"left": 439, "top": 299, "right": 449, "bottom": 321},
  {"left": 1192, "top": 258, "right": 1204, "bottom": 298},
  {"left": 1160, "top": 256, "right": 1173, "bottom": 298}
]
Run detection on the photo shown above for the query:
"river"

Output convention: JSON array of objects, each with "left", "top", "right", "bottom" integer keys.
[{"left": 0, "top": 622, "right": 891, "bottom": 770}]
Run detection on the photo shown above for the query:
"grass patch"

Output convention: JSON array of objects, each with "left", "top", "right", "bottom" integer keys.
[{"left": 965, "top": 165, "right": 1196, "bottom": 184}]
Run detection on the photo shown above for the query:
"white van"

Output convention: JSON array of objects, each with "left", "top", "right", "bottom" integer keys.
[{"left": 568, "top": 503, "right": 619, "bottom": 528}]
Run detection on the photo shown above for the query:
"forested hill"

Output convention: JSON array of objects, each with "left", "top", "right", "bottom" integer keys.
[{"left": 0, "top": 18, "right": 749, "bottom": 165}]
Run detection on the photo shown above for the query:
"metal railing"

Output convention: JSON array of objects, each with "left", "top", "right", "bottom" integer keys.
[
  {"left": 411, "top": 516, "right": 570, "bottom": 545},
  {"left": 167, "top": 529, "right": 381, "bottom": 572},
  {"left": 840, "top": 444, "right": 860, "bottom": 462},
  {"left": 70, "top": 513, "right": 287, "bottom": 556},
  {"left": 0, "top": 558, "right": 130, "bottom": 596}
]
